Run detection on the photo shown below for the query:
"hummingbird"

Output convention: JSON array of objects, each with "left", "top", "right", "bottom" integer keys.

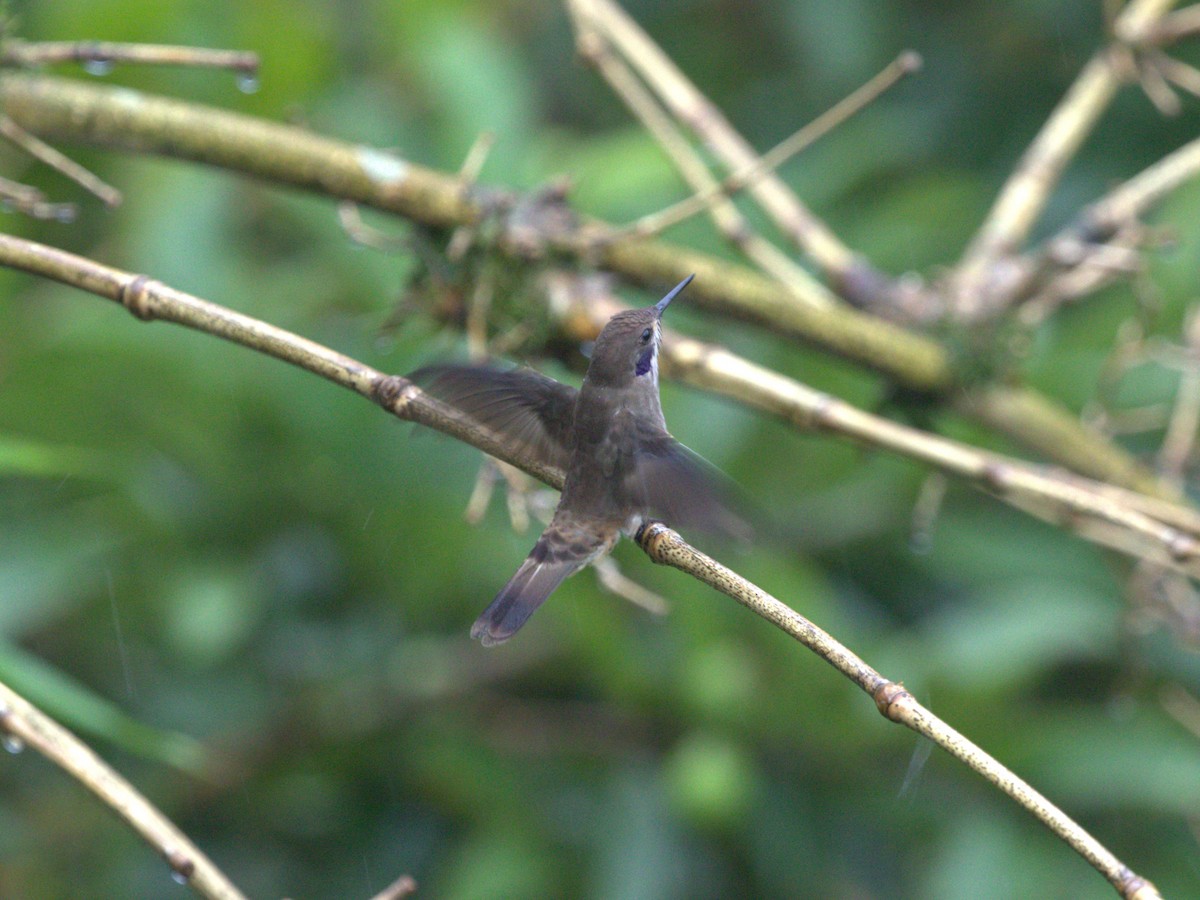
[{"left": 412, "top": 276, "right": 747, "bottom": 645}]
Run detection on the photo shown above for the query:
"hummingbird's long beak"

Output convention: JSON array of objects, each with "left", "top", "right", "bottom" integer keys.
[{"left": 654, "top": 274, "right": 695, "bottom": 316}]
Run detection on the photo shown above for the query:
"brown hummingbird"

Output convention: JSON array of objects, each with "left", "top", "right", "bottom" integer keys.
[{"left": 412, "top": 276, "right": 747, "bottom": 645}]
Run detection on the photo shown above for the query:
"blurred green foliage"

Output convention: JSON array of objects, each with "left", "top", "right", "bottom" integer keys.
[{"left": 1, "top": 1, "right": 1199, "bottom": 897}]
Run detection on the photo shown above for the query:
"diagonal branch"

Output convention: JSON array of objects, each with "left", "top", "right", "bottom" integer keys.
[
  {"left": 955, "top": 0, "right": 1181, "bottom": 308},
  {"left": 0, "top": 680, "right": 247, "bottom": 900},
  {"left": 0, "top": 113, "right": 120, "bottom": 206},
  {"left": 0, "top": 231, "right": 1162, "bottom": 899},
  {"left": 563, "top": 288, "right": 1200, "bottom": 569},
  {"left": 636, "top": 523, "right": 1160, "bottom": 900},
  {"left": 568, "top": 0, "right": 859, "bottom": 280},
  {"left": 0, "top": 73, "right": 1180, "bottom": 497},
  {"left": 570, "top": 8, "right": 836, "bottom": 309}
]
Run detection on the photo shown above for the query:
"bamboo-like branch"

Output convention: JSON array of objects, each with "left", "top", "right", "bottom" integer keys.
[
  {"left": 0, "top": 234, "right": 566, "bottom": 490},
  {"left": 0, "top": 74, "right": 1180, "bottom": 496},
  {"left": 568, "top": 0, "right": 860, "bottom": 281},
  {"left": 570, "top": 10, "right": 836, "bottom": 309},
  {"left": 0, "top": 73, "right": 940, "bottom": 380},
  {"left": 611, "top": 51, "right": 921, "bottom": 242},
  {"left": 0, "top": 680, "right": 247, "bottom": 900},
  {"left": 564, "top": 290, "right": 1200, "bottom": 567},
  {"left": 955, "top": 0, "right": 1180, "bottom": 305},
  {"left": 635, "top": 523, "right": 1161, "bottom": 900},
  {"left": 0, "top": 231, "right": 1162, "bottom": 899}
]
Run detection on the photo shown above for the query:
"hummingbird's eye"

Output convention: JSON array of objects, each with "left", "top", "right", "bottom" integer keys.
[{"left": 640, "top": 327, "right": 653, "bottom": 342}]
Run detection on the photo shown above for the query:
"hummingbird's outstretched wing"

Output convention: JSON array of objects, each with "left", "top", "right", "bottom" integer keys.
[
  {"left": 409, "top": 364, "right": 578, "bottom": 473},
  {"left": 624, "top": 425, "right": 753, "bottom": 543}
]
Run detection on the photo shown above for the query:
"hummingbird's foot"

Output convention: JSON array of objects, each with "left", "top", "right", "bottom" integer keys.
[
  {"left": 463, "top": 459, "right": 555, "bottom": 533},
  {"left": 591, "top": 557, "right": 669, "bottom": 616},
  {"left": 633, "top": 518, "right": 666, "bottom": 545}
]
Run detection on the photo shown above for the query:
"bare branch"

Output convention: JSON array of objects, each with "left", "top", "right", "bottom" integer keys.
[
  {"left": 568, "top": 0, "right": 861, "bottom": 281},
  {"left": 0, "top": 229, "right": 1164, "bottom": 898},
  {"left": 617, "top": 51, "right": 920, "bottom": 242},
  {"left": 367, "top": 874, "right": 419, "bottom": 900},
  {"left": 0, "top": 73, "right": 1177, "bottom": 496},
  {"left": 956, "top": 0, "right": 1181, "bottom": 307},
  {"left": 0, "top": 38, "right": 258, "bottom": 80},
  {"left": 571, "top": 8, "right": 835, "bottom": 308},
  {"left": 0, "top": 114, "right": 120, "bottom": 206},
  {"left": 637, "top": 523, "right": 1161, "bottom": 900},
  {"left": 0, "top": 680, "right": 247, "bottom": 900}
]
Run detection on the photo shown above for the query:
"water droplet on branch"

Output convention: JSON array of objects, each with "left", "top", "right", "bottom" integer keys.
[{"left": 83, "top": 57, "right": 114, "bottom": 76}]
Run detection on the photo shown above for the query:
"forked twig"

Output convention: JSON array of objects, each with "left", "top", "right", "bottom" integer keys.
[
  {"left": 568, "top": 0, "right": 859, "bottom": 281},
  {"left": 614, "top": 51, "right": 921, "bottom": 241},
  {"left": 0, "top": 114, "right": 121, "bottom": 206},
  {"left": 955, "top": 0, "right": 1181, "bottom": 309},
  {"left": 571, "top": 8, "right": 834, "bottom": 308}
]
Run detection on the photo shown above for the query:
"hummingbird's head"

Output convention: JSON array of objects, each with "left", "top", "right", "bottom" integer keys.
[{"left": 586, "top": 275, "right": 693, "bottom": 388}]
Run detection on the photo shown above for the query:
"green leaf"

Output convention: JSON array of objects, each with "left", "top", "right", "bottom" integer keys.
[{"left": 0, "top": 642, "right": 205, "bottom": 772}]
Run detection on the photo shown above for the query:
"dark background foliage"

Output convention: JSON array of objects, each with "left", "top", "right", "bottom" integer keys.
[{"left": 1, "top": 1, "right": 1199, "bottom": 897}]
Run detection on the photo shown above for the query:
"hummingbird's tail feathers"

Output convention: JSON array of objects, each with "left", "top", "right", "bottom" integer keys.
[{"left": 471, "top": 543, "right": 581, "bottom": 646}]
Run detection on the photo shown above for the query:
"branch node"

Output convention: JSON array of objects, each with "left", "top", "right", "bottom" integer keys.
[
  {"left": 1165, "top": 529, "right": 1195, "bottom": 562},
  {"left": 119, "top": 274, "right": 157, "bottom": 321},
  {"left": 1118, "top": 871, "right": 1161, "bottom": 900},
  {"left": 636, "top": 520, "right": 672, "bottom": 561},
  {"left": 980, "top": 461, "right": 1009, "bottom": 494},
  {"left": 809, "top": 392, "right": 837, "bottom": 430},
  {"left": 165, "top": 847, "right": 195, "bottom": 885},
  {"left": 372, "top": 374, "right": 412, "bottom": 411},
  {"left": 872, "top": 679, "right": 913, "bottom": 720}
]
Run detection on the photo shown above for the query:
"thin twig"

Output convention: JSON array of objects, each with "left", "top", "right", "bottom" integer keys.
[
  {"left": 621, "top": 51, "right": 921, "bottom": 240},
  {"left": 1158, "top": 307, "right": 1200, "bottom": 480},
  {"left": 367, "top": 874, "right": 418, "bottom": 900},
  {"left": 1004, "top": 134, "right": 1200, "bottom": 322},
  {"left": 571, "top": 10, "right": 835, "bottom": 308},
  {"left": 636, "top": 523, "right": 1160, "bottom": 900},
  {"left": 0, "top": 39, "right": 258, "bottom": 77},
  {"left": 0, "top": 72, "right": 1178, "bottom": 493},
  {"left": 1084, "top": 134, "right": 1200, "bottom": 234},
  {"left": 0, "top": 680, "right": 247, "bottom": 900},
  {"left": 0, "top": 231, "right": 1162, "bottom": 898},
  {"left": 0, "top": 173, "right": 77, "bottom": 220},
  {"left": 0, "top": 114, "right": 121, "bottom": 206},
  {"left": 1149, "top": 4, "right": 1200, "bottom": 43},
  {"left": 447, "top": 130, "right": 496, "bottom": 264},
  {"left": 569, "top": 0, "right": 860, "bottom": 282},
  {"left": 955, "top": 0, "right": 1180, "bottom": 308}
]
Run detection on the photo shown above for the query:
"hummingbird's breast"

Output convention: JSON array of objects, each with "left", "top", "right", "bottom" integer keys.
[{"left": 556, "top": 380, "right": 663, "bottom": 528}]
